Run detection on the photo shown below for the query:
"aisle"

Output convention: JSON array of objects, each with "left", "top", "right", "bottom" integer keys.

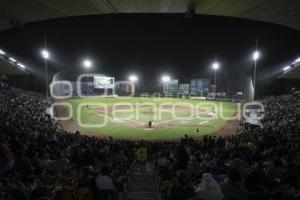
[{"left": 124, "top": 162, "right": 159, "bottom": 200}]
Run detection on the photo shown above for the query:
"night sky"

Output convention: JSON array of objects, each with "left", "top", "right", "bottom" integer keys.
[{"left": 0, "top": 14, "right": 300, "bottom": 94}]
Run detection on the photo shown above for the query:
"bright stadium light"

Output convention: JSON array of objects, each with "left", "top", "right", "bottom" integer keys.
[
  {"left": 252, "top": 51, "right": 260, "bottom": 61},
  {"left": 212, "top": 62, "right": 219, "bottom": 70},
  {"left": 41, "top": 50, "right": 49, "bottom": 59},
  {"left": 129, "top": 75, "right": 138, "bottom": 82},
  {"left": 162, "top": 75, "right": 170, "bottom": 82},
  {"left": 17, "top": 63, "right": 26, "bottom": 69},
  {"left": 293, "top": 57, "right": 300, "bottom": 64},
  {"left": 9, "top": 57, "right": 16, "bottom": 62},
  {"left": 83, "top": 59, "right": 92, "bottom": 68},
  {"left": 0, "top": 49, "right": 5, "bottom": 54},
  {"left": 162, "top": 75, "right": 171, "bottom": 95},
  {"left": 283, "top": 66, "right": 291, "bottom": 71}
]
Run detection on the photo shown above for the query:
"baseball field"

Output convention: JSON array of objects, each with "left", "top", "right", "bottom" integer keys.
[{"left": 58, "top": 97, "right": 239, "bottom": 140}]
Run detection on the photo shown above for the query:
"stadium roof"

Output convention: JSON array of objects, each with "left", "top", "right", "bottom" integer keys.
[
  {"left": 0, "top": 53, "right": 28, "bottom": 75},
  {"left": 280, "top": 63, "right": 300, "bottom": 79},
  {"left": 0, "top": 58, "right": 26, "bottom": 75},
  {"left": 1, "top": 0, "right": 300, "bottom": 32}
]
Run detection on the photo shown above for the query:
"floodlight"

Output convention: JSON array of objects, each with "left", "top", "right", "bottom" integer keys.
[
  {"left": 9, "top": 57, "right": 16, "bottom": 62},
  {"left": 283, "top": 66, "right": 291, "bottom": 71},
  {"left": 17, "top": 63, "right": 26, "bottom": 69},
  {"left": 293, "top": 57, "right": 300, "bottom": 64},
  {"left": 0, "top": 49, "right": 5, "bottom": 54},
  {"left": 41, "top": 50, "right": 49, "bottom": 59},
  {"left": 212, "top": 62, "right": 219, "bottom": 70},
  {"left": 252, "top": 51, "right": 260, "bottom": 61},
  {"left": 129, "top": 75, "right": 138, "bottom": 82},
  {"left": 83, "top": 59, "right": 92, "bottom": 68},
  {"left": 162, "top": 75, "right": 170, "bottom": 82}
]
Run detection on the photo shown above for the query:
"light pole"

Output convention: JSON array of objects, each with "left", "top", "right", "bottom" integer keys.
[
  {"left": 162, "top": 75, "right": 171, "bottom": 95},
  {"left": 83, "top": 59, "right": 92, "bottom": 96},
  {"left": 212, "top": 62, "right": 219, "bottom": 97},
  {"left": 129, "top": 75, "right": 138, "bottom": 94},
  {"left": 252, "top": 51, "right": 260, "bottom": 99},
  {"left": 41, "top": 49, "right": 49, "bottom": 99}
]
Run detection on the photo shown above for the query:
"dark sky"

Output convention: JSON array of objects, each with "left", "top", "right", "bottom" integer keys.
[{"left": 0, "top": 14, "right": 300, "bottom": 93}]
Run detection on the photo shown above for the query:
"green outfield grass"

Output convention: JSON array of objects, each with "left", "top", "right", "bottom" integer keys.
[{"left": 64, "top": 97, "right": 238, "bottom": 140}]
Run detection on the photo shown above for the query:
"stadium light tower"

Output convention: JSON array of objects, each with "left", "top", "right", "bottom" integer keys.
[
  {"left": 293, "top": 57, "right": 300, "bottom": 64},
  {"left": 129, "top": 75, "right": 138, "bottom": 82},
  {"left": 41, "top": 49, "right": 50, "bottom": 99},
  {"left": 17, "top": 63, "right": 26, "bottom": 69},
  {"left": 83, "top": 59, "right": 92, "bottom": 96},
  {"left": 162, "top": 75, "right": 171, "bottom": 94},
  {"left": 41, "top": 50, "right": 49, "bottom": 59},
  {"left": 83, "top": 59, "right": 92, "bottom": 68},
  {"left": 252, "top": 50, "right": 260, "bottom": 100},
  {"left": 283, "top": 66, "right": 291, "bottom": 71},
  {"left": 162, "top": 75, "right": 170, "bottom": 82},
  {"left": 9, "top": 57, "right": 17, "bottom": 62},
  {"left": 129, "top": 75, "right": 138, "bottom": 94},
  {"left": 212, "top": 62, "right": 219, "bottom": 97}
]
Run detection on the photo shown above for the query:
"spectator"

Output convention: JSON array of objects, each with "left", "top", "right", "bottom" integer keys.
[
  {"left": 95, "top": 165, "right": 117, "bottom": 191},
  {"left": 219, "top": 168, "right": 248, "bottom": 200},
  {"left": 169, "top": 171, "right": 195, "bottom": 200},
  {"left": 195, "top": 173, "right": 223, "bottom": 200}
]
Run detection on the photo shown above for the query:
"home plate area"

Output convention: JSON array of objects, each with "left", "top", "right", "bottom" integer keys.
[{"left": 95, "top": 104, "right": 214, "bottom": 130}]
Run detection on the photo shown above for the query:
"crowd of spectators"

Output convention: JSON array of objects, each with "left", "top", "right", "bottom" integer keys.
[
  {"left": 0, "top": 88, "right": 300, "bottom": 200},
  {"left": 0, "top": 90, "right": 139, "bottom": 199},
  {"left": 156, "top": 92, "right": 300, "bottom": 200}
]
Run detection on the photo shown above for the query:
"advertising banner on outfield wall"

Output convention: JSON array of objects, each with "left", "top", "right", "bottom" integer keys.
[
  {"left": 190, "top": 78, "right": 210, "bottom": 96},
  {"left": 168, "top": 79, "right": 179, "bottom": 94},
  {"left": 179, "top": 84, "right": 190, "bottom": 94}
]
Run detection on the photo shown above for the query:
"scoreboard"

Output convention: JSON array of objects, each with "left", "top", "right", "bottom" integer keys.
[{"left": 94, "top": 76, "right": 114, "bottom": 89}]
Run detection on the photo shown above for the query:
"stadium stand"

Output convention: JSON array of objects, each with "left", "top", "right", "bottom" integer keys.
[{"left": 0, "top": 85, "right": 300, "bottom": 200}]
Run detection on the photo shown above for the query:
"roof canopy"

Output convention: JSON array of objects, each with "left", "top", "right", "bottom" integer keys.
[
  {"left": 1, "top": 0, "right": 300, "bottom": 32},
  {"left": 280, "top": 63, "right": 300, "bottom": 79}
]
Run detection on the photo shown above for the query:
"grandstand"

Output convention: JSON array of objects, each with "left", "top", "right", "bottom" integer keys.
[{"left": 1, "top": 1, "right": 300, "bottom": 200}]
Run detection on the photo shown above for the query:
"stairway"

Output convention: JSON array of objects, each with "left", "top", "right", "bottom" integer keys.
[{"left": 124, "top": 162, "right": 159, "bottom": 200}]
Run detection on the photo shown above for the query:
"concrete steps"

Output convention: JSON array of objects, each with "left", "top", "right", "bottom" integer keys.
[{"left": 124, "top": 162, "right": 159, "bottom": 200}]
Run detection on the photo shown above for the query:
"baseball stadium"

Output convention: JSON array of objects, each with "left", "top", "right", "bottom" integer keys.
[{"left": 1, "top": 1, "right": 300, "bottom": 200}]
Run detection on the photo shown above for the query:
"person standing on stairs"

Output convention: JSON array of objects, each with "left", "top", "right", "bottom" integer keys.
[{"left": 137, "top": 145, "right": 148, "bottom": 172}]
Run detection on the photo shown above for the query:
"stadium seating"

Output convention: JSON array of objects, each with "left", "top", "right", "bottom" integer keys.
[{"left": 0, "top": 87, "right": 300, "bottom": 200}]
